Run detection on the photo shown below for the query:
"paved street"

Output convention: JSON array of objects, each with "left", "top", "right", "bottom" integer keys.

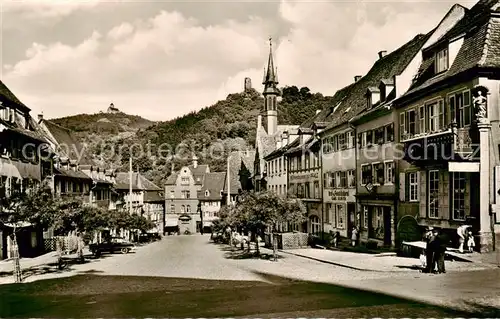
[{"left": 0, "top": 235, "right": 499, "bottom": 317}]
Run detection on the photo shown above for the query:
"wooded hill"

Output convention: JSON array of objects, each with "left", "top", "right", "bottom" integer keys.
[{"left": 50, "top": 86, "right": 334, "bottom": 186}]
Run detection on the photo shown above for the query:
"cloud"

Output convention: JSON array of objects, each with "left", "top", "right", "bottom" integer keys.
[
  {"left": 2, "top": 0, "right": 101, "bottom": 19},
  {"left": 3, "top": 1, "right": 474, "bottom": 121}
]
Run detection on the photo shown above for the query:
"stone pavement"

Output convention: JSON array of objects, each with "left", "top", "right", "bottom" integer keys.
[{"left": 277, "top": 247, "right": 497, "bottom": 272}]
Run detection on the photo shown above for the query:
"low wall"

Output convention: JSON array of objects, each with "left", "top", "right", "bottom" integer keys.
[{"left": 264, "top": 232, "right": 308, "bottom": 250}]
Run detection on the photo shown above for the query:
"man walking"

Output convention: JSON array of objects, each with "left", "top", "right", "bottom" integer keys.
[
  {"left": 435, "top": 228, "right": 448, "bottom": 273},
  {"left": 423, "top": 227, "right": 436, "bottom": 273}
]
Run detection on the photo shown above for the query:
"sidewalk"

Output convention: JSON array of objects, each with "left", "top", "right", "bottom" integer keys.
[{"left": 279, "top": 248, "right": 497, "bottom": 273}]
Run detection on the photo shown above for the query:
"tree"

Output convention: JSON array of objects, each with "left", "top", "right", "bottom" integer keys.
[
  {"left": 219, "top": 191, "right": 306, "bottom": 257},
  {"left": 0, "top": 185, "right": 84, "bottom": 281}
]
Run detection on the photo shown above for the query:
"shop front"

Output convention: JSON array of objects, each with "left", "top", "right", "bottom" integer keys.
[
  {"left": 324, "top": 188, "right": 356, "bottom": 238},
  {"left": 357, "top": 195, "right": 396, "bottom": 247}
]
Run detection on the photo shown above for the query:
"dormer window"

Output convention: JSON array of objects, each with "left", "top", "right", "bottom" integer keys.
[
  {"left": 366, "top": 87, "right": 380, "bottom": 110},
  {"left": 435, "top": 47, "right": 448, "bottom": 73},
  {"left": 379, "top": 78, "right": 395, "bottom": 102},
  {"left": 205, "top": 190, "right": 210, "bottom": 197}
]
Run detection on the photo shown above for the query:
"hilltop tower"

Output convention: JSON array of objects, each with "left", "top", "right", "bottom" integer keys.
[{"left": 262, "top": 38, "right": 279, "bottom": 135}]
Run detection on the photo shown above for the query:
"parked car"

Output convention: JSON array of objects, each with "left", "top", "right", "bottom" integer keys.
[
  {"left": 138, "top": 233, "right": 161, "bottom": 243},
  {"left": 89, "top": 237, "right": 134, "bottom": 257}
]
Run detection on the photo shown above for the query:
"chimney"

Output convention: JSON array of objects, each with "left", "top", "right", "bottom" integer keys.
[
  {"left": 378, "top": 50, "right": 387, "bottom": 59},
  {"left": 354, "top": 75, "right": 362, "bottom": 82},
  {"left": 257, "top": 115, "right": 262, "bottom": 130},
  {"left": 171, "top": 162, "right": 175, "bottom": 174},
  {"left": 192, "top": 155, "right": 198, "bottom": 168},
  {"left": 37, "top": 114, "right": 43, "bottom": 122},
  {"left": 315, "top": 109, "right": 321, "bottom": 115},
  {"left": 282, "top": 132, "right": 289, "bottom": 146}
]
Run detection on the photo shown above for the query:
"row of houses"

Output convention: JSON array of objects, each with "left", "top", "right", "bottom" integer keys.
[
  {"left": 254, "top": 0, "right": 500, "bottom": 252},
  {"left": 0, "top": 82, "right": 164, "bottom": 260}
]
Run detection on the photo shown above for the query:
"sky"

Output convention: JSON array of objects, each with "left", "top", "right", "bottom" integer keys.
[{"left": 1, "top": 0, "right": 476, "bottom": 121}]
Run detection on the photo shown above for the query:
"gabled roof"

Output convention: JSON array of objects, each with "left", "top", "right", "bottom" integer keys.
[
  {"left": 401, "top": 0, "right": 500, "bottom": 102},
  {"left": 165, "top": 164, "right": 209, "bottom": 186},
  {"left": 0, "top": 80, "right": 29, "bottom": 111},
  {"left": 41, "top": 119, "right": 92, "bottom": 165},
  {"left": 264, "top": 136, "right": 301, "bottom": 160},
  {"left": 223, "top": 150, "right": 255, "bottom": 195},
  {"left": 115, "top": 172, "right": 162, "bottom": 191},
  {"left": 320, "top": 32, "right": 431, "bottom": 132},
  {"left": 285, "top": 135, "right": 319, "bottom": 155},
  {"left": 199, "top": 172, "right": 226, "bottom": 200},
  {"left": 54, "top": 167, "right": 92, "bottom": 181}
]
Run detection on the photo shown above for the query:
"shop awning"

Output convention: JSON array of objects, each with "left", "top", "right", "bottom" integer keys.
[{"left": 448, "top": 162, "right": 479, "bottom": 172}]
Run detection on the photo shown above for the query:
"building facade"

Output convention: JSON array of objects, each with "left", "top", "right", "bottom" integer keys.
[
  {"left": 165, "top": 158, "right": 209, "bottom": 234},
  {"left": 198, "top": 172, "right": 226, "bottom": 232}
]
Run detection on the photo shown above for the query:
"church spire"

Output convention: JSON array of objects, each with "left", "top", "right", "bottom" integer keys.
[{"left": 262, "top": 37, "right": 279, "bottom": 95}]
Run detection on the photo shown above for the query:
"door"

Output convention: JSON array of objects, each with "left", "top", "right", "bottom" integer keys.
[{"left": 347, "top": 203, "right": 356, "bottom": 236}]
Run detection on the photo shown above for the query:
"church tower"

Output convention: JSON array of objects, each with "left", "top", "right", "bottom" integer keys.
[{"left": 262, "top": 38, "right": 279, "bottom": 135}]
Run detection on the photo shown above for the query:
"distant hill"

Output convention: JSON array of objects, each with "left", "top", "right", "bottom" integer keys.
[{"left": 50, "top": 86, "right": 334, "bottom": 186}]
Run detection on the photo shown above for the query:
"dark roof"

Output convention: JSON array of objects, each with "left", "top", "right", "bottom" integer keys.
[
  {"left": 264, "top": 136, "right": 300, "bottom": 160},
  {"left": 165, "top": 172, "right": 178, "bottom": 185},
  {"left": 0, "top": 80, "right": 29, "bottom": 111},
  {"left": 54, "top": 167, "right": 92, "bottom": 180},
  {"left": 115, "top": 172, "right": 161, "bottom": 191},
  {"left": 223, "top": 150, "right": 255, "bottom": 194},
  {"left": 401, "top": 1, "right": 500, "bottom": 102},
  {"left": 199, "top": 172, "right": 226, "bottom": 200},
  {"left": 144, "top": 190, "right": 164, "bottom": 202},
  {"left": 319, "top": 33, "right": 431, "bottom": 132},
  {"left": 285, "top": 135, "right": 319, "bottom": 155},
  {"left": 165, "top": 164, "right": 209, "bottom": 186},
  {"left": 41, "top": 119, "right": 92, "bottom": 165}
]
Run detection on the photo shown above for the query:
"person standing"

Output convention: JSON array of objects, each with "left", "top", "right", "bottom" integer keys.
[
  {"left": 457, "top": 224, "right": 471, "bottom": 253},
  {"left": 351, "top": 227, "right": 358, "bottom": 247},
  {"left": 423, "top": 227, "right": 436, "bottom": 273},
  {"left": 434, "top": 228, "right": 447, "bottom": 274}
]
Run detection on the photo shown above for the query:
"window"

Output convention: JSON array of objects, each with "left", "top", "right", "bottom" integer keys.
[
  {"left": 463, "top": 90, "right": 471, "bottom": 126},
  {"left": 279, "top": 158, "right": 282, "bottom": 172},
  {"left": 336, "top": 205, "right": 345, "bottom": 229},
  {"left": 452, "top": 172, "right": 466, "bottom": 220},
  {"left": 333, "top": 135, "right": 339, "bottom": 152},
  {"left": 310, "top": 216, "right": 321, "bottom": 234},
  {"left": 385, "top": 161, "right": 394, "bottom": 184},
  {"left": 181, "top": 177, "right": 189, "bottom": 185},
  {"left": 305, "top": 154, "right": 310, "bottom": 169},
  {"left": 346, "top": 131, "right": 355, "bottom": 148},
  {"left": 297, "top": 156, "right": 302, "bottom": 170},
  {"left": 408, "top": 172, "right": 418, "bottom": 202},
  {"left": 305, "top": 182, "right": 310, "bottom": 198},
  {"left": 407, "top": 109, "right": 416, "bottom": 136},
  {"left": 449, "top": 90, "right": 472, "bottom": 128},
  {"left": 373, "top": 162, "right": 384, "bottom": 184},
  {"left": 170, "top": 204, "right": 175, "bottom": 213},
  {"left": 419, "top": 106, "right": 425, "bottom": 133},
  {"left": 428, "top": 170, "right": 439, "bottom": 218},
  {"left": 314, "top": 181, "right": 319, "bottom": 199},
  {"left": 170, "top": 190, "right": 175, "bottom": 198},
  {"left": 348, "top": 170, "right": 356, "bottom": 188},
  {"left": 436, "top": 48, "right": 448, "bottom": 73},
  {"left": 326, "top": 203, "right": 332, "bottom": 224},
  {"left": 375, "top": 127, "right": 385, "bottom": 144},
  {"left": 340, "top": 171, "right": 347, "bottom": 188},
  {"left": 335, "top": 172, "right": 341, "bottom": 188},
  {"left": 366, "top": 130, "right": 373, "bottom": 146},
  {"left": 362, "top": 206, "right": 369, "bottom": 229},
  {"left": 385, "top": 124, "right": 394, "bottom": 142},
  {"left": 181, "top": 190, "right": 190, "bottom": 199},
  {"left": 329, "top": 172, "right": 335, "bottom": 188},
  {"left": 361, "top": 165, "right": 372, "bottom": 185},
  {"left": 360, "top": 132, "right": 367, "bottom": 148},
  {"left": 186, "top": 205, "right": 191, "bottom": 213},
  {"left": 180, "top": 205, "right": 185, "bottom": 213},
  {"left": 338, "top": 133, "right": 346, "bottom": 150},
  {"left": 427, "top": 102, "right": 439, "bottom": 132}
]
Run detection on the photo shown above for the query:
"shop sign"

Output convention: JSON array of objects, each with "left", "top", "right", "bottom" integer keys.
[
  {"left": 289, "top": 172, "right": 319, "bottom": 182},
  {"left": 328, "top": 189, "right": 349, "bottom": 201}
]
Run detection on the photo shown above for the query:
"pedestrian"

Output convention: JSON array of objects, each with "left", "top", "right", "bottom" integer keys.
[
  {"left": 334, "top": 231, "right": 340, "bottom": 248},
  {"left": 351, "top": 227, "right": 358, "bottom": 247},
  {"left": 423, "top": 226, "right": 436, "bottom": 273},
  {"left": 457, "top": 224, "right": 471, "bottom": 253},
  {"left": 467, "top": 230, "right": 475, "bottom": 253},
  {"left": 433, "top": 228, "right": 447, "bottom": 274}
]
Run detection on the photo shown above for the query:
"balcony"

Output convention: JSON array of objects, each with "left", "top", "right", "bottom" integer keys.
[{"left": 402, "top": 125, "right": 478, "bottom": 165}]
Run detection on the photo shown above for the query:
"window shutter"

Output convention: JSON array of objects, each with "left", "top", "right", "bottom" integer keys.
[
  {"left": 439, "top": 100, "right": 444, "bottom": 129},
  {"left": 399, "top": 172, "right": 406, "bottom": 202},
  {"left": 449, "top": 96, "right": 455, "bottom": 124},
  {"left": 419, "top": 171, "right": 426, "bottom": 218}
]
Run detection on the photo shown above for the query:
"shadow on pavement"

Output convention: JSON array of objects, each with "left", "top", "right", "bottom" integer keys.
[{"left": 0, "top": 273, "right": 494, "bottom": 318}]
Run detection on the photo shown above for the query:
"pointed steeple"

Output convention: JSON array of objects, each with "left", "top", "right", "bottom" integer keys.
[{"left": 262, "top": 37, "right": 279, "bottom": 95}]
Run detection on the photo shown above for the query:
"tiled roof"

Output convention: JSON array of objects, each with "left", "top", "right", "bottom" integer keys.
[
  {"left": 189, "top": 164, "right": 209, "bottom": 185},
  {"left": 144, "top": 190, "right": 164, "bottom": 202},
  {"left": 41, "top": 119, "right": 92, "bottom": 165},
  {"left": 165, "top": 172, "right": 178, "bottom": 185},
  {"left": 223, "top": 150, "right": 255, "bottom": 194},
  {"left": 402, "top": 1, "right": 500, "bottom": 100},
  {"left": 199, "top": 172, "right": 226, "bottom": 200},
  {"left": 285, "top": 135, "right": 319, "bottom": 155},
  {"left": 115, "top": 172, "right": 161, "bottom": 191},
  {"left": 0, "top": 80, "right": 29, "bottom": 110},
  {"left": 54, "top": 168, "right": 92, "bottom": 180},
  {"left": 114, "top": 182, "right": 141, "bottom": 191},
  {"left": 320, "top": 33, "right": 430, "bottom": 132},
  {"left": 264, "top": 136, "right": 300, "bottom": 160}
]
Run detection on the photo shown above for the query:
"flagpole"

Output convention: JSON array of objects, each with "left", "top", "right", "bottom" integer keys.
[
  {"left": 227, "top": 154, "right": 230, "bottom": 206},
  {"left": 129, "top": 157, "right": 132, "bottom": 215}
]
